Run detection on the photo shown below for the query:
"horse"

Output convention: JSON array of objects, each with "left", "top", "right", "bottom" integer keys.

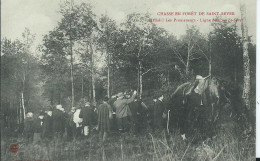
[{"left": 167, "top": 76, "right": 230, "bottom": 140}]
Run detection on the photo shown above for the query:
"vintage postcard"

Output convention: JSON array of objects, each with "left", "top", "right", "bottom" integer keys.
[{"left": 1, "top": 0, "right": 256, "bottom": 160}]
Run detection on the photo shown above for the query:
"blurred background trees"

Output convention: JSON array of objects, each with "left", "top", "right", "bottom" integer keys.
[{"left": 1, "top": 1, "right": 255, "bottom": 131}]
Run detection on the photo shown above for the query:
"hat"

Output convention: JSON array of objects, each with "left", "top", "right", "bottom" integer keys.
[
  {"left": 26, "top": 112, "right": 33, "bottom": 118},
  {"left": 117, "top": 92, "right": 124, "bottom": 98},
  {"left": 56, "top": 104, "right": 62, "bottom": 109},
  {"left": 196, "top": 75, "right": 203, "bottom": 80},
  {"left": 85, "top": 102, "right": 90, "bottom": 107},
  {"left": 71, "top": 107, "right": 76, "bottom": 110},
  {"left": 47, "top": 111, "right": 52, "bottom": 116}
]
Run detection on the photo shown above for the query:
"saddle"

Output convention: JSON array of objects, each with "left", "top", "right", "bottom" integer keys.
[{"left": 183, "top": 75, "right": 210, "bottom": 105}]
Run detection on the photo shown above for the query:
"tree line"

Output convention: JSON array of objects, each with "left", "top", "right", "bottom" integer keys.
[{"left": 1, "top": 2, "right": 255, "bottom": 126}]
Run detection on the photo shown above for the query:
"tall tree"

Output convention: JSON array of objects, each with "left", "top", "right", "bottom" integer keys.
[{"left": 240, "top": 4, "right": 250, "bottom": 110}]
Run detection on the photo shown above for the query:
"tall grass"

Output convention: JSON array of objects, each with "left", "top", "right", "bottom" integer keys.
[{"left": 1, "top": 129, "right": 255, "bottom": 161}]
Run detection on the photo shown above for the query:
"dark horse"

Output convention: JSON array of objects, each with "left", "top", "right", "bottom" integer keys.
[{"left": 167, "top": 77, "right": 229, "bottom": 139}]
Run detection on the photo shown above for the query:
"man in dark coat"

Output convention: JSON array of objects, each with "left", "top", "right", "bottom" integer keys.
[
  {"left": 52, "top": 104, "right": 66, "bottom": 138},
  {"left": 66, "top": 107, "right": 77, "bottom": 140},
  {"left": 42, "top": 111, "right": 53, "bottom": 140},
  {"left": 153, "top": 95, "right": 166, "bottom": 131},
  {"left": 33, "top": 113, "right": 44, "bottom": 143},
  {"left": 97, "top": 97, "right": 113, "bottom": 142},
  {"left": 129, "top": 98, "right": 148, "bottom": 134},
  {"left": 24, "top": 112, "right": 34, "bottom": 143},
  {"left": 79, "top": 102, "right": 94, "bottom": 136},
  {"left": 108, "top": 96, "right": 118, "bottom": 131}
]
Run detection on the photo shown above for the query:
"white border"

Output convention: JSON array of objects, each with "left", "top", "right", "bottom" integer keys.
[{"left": 256, "top": 0, "right": 259, "bottom": 157}]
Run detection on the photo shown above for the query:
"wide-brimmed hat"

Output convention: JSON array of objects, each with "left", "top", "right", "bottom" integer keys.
[
  {"left": 85, "top": 102, "right": 90, "bottom": 107},
  {"left": 26, "top": 112, "right": 33, "bottom": 118},
  {"left": 56, "top": 104, "right": 62, "bottom": 109},
  {"left": 196, "top": 75, "right": 203, "bottom": 80}
]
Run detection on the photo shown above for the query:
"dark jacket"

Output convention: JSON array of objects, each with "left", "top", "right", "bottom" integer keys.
[
  {"left": 52, "top": 109, "right": 66, "bottom": 133},
  {"left": 153, "top": 100, "right": 166, "bottom": 127},
  {"left": 34, "top": 118, "right": 43, "bottom": 133},
  {"left": 97, "top": 102, "right": 112, "bottom": 132},
  {"left": 24, "top": 117, "right": 34, "bottom": 134},
  {"left": 79, "top": 106, "right": 94, "bottom": 126},
  {"left": 42, "top": 114, "right": 53, "bottom": 138}
]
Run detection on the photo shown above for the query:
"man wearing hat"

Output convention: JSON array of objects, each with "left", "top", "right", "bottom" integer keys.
[
  {"left": 114, "top": 90, "right": 137, "bottom": 132},
  {"left": 79, "top": 102, "right": 94, "bottom": 136},
  {"left": 97, "top": 96, "right": 113, "bottom": 142},
  {"left": 153, "top": 95, "right": 166, "bottom": 131},
  {"left": 66, "top": 107, "right": 77, "bottom": 140},
  {"left": 42, "top": 110, "right": 53, "bottom": 140},
  {"left": 52, "top": 104, "right": 66, "bottom": 138},
  {"left": 24, "top": 112, "right": 34, "bottom": 143}
]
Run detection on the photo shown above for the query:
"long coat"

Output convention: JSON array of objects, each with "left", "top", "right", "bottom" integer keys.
[
  {"left": 42, "top": 114, "right": 53, "bottom": 138},
  {"left": 79, "top": 106, "right": 94, "bottom": 126},
  {"left": 153, "top": 100, "right": 166, "bottom": 128},
  {"left": 97, "top": 102, "right": 112, "bottom": 132},
  {"left": 52, "top": 109, "right": 66, "bottom": 133}
]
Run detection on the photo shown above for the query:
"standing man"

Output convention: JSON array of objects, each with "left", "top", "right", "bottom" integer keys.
[
  {"left": 129, "top": 98, "right": 148, "bottom": 134},
  {"left": 24, "top": 112, "right": 34, "bottom": 143},
  {"left": 33, "top": 113, "right": 44, "bottom": 144},
  {"left": 66, "top": 107, "right": 77, "bottom": 140},
  {"left": 79, "top": 102, "right": 94, "bottom": 137},
  {"left": 52, "top": 104, "right": 66, "bottom": 139},
  {"left": 108, "top": 96, "right": 118, "bottom": 131},
  {"left": 42, "top": 110, "right": 53, "bottom": 140},
  {"left": 97, "top": 97, "right": 113, "bottom": 142},
  {"left": 153, "top": 95, "right": 166, "bottom": 131},
  {"left": 114, "top": 90, "right": 137, "bottom": 132}
]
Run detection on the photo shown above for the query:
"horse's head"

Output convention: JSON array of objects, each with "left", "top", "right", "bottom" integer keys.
[{"left": 209, "top": 77, "right": 231, "bottom": 106}]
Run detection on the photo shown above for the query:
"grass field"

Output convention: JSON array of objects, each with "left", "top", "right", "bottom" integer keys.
[{"left": 1, "top": 127, "right": 255, "bottom": 161}]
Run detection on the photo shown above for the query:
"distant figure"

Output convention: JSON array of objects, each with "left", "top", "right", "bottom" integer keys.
[
  {"left": 73, "top": 108, "right": 83, "bottom": 138},
  {"left": 24, "top": 112, "right": 34, "bottom": 143},
  {"left": 79, "top": 102, "right": 94, "bottom": 136},
  {"left": 67, "top": 107, "right": 77, "bottom": 140},
  {"left": 153, "top": 95, "right": 166, "bottom": 131},
  {"left": 129, "top": 98, "right": 148, "bottom": 134},
  {"left": 42, "top": 110, "right": 53, "bottom": 140},
  {"left": 97, "top": 97, "right": 113, "bottom": 142},
  {"left": 52, "top": 104, "right": 66, "bottom": 138},
  {"left": 114, "top": 90, "right": 137, "bottom": 132},
  {"left": 108, "top": 96, "right": 118, "bottom": 131},
  {"left": 33, "top": 113, "right": 44, "bottom": 144}
]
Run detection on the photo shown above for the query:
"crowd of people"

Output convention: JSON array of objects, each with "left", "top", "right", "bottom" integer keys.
[{"left": 23, "top": 90, "right": 168, "bottom": 143}]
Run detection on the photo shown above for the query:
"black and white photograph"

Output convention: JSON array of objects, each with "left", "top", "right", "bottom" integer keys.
[{"left": 1, "top": 0, "right": 256, "bottom": 160}]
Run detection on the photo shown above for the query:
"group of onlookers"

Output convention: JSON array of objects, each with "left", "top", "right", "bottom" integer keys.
[{"left": 23, "top": 90, "right": 168, "bottom": 143}]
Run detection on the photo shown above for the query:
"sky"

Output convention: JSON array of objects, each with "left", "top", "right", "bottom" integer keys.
[{"left": 1, "top": 0, "right": 256, "bottom": 51}]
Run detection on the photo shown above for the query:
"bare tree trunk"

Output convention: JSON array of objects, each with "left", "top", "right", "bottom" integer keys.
[
  {"left": 137, "top": 68, "right": 140, "bottom": 96},
  {"left": 140, "top": 70, "right": 143, "bottom": 99},
  {"left": 70, "top": 50, "right": 74, "bottom": 107},
  {"left": 89, "top": 82, "right": 92, "bottom": 102},
  {"left": 167, "top": 70, "right": 170, "bottom": 87},
  {"left": 21, "top": 76, "right": 26, "bottom": 120},
  {"left": 186, "top": 34, "right": 191, "bottom": 75},
  {"left": 69, "top": 1, "right": 74, "bottom": 108},
  {"left": 138, "top": 60, "right": 142, "bottom": 99},
  {"left": 186, "top": 53, "right": 190, "bottom": 75},
  {"left": 81, "top": 74, "right": 84, "bottom": 98},
  {"left": 90, "top": 43, "right": 96, "bottom": 104},
  {"left": 240, "top": 4, "right": 250, "bottom": 110},
  {"left": 209, "top": 41, "right": 212, "bottom": 76},
  {"left": 107, "top": 52, "right": 110, "bottom": 98}
]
